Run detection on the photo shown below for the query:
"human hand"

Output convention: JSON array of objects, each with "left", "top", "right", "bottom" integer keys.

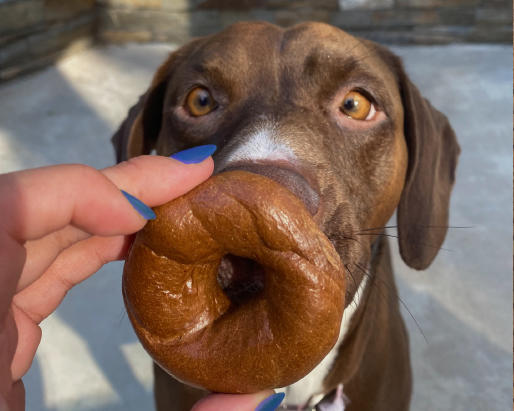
[{"left": 0, "top": 146, "right": 284, "bottom": 411}]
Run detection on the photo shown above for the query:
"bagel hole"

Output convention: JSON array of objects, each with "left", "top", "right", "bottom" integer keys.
[{"left": 216, "top": 254, "right": 265, "bottom": 305}]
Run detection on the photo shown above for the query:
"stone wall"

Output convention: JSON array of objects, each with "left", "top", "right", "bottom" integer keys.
[
  {"left": 0, "top": 0, "right": 96, "bottom": 81},
  {"left": 97, "top": 0, "right": 512, "bottom": 44},
  {"left": 0, "top": 0, "right": 511, "bottom": 81}
]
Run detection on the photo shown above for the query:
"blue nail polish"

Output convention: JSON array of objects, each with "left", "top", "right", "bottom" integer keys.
[
  {"left": 255, "top": 393, "right": 285, "bottom": 411},
  {"left": 170, "top": 144, "right": 217, "bottom": 164},
  {"left": 121, "top": 190, "right": 156, "bottom": 220}
]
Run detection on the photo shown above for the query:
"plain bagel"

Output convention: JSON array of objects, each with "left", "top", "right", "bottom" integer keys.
[{"left": 122, "top": 170, "right": 346, "bottom": 393}]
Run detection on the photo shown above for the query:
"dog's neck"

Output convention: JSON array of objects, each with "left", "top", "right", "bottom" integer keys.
[
  {"left": 277, "top": 237, "right": 385, "bottom": 410},
  {"left": 319, "top": 237, "right": 412, "bottom": 411}
]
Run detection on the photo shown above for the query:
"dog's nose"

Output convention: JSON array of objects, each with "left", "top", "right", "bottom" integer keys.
[{"left": 219, "top": 163, "right": 320, "bottom": 215}]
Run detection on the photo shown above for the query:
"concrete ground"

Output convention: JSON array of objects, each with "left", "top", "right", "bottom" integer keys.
[{"left": 0, "top": 42, "right": 511, "bottom": 411}]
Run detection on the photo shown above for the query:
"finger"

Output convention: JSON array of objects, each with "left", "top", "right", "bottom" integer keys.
[
  {"left": 0, "top": 155, "right": 213, "bottom": 243},
  {"left": 1, "top": 380, "right": 24, "bottom": 411},
  {"left": 0, "top": 308, "right": 25, "bottom": 404},
  {"left": 191, "top": 391, "right": 277, "bottom": 411},
  {"left": 9, "top": 304, "right": 41, "bottom": 381},
  {"left": 101, "top": 155, "right": 214, "bottom": 207},
  {"left": 17, "top": 226, "right": 88, "bottom": 291},
  {"left": 0, "top": 232, "right": 26, "bottom": 319},
  {"left": 13, "top": 234, "right": 130, "bottom": 324},
  {"left": 9, "top": 155, "right": 213, "bottom": 290}
]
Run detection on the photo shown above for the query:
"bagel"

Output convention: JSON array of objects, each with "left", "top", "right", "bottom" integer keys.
[{"left": 122, "top": 170, "right": 346, "bottom": 393}]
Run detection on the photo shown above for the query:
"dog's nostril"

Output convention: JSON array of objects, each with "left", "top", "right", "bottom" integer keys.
[{"left": 216, "top": 254, "right": 265, "bottom": 305}]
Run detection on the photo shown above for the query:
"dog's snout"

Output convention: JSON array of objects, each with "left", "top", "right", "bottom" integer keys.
[{"left": 220, "top": 163, "right": 320, "bottom": 215}]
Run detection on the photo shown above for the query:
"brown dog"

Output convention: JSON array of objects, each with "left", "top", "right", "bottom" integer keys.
[{"left": 112, "top": 21, "right": 459, "bottom": 411}]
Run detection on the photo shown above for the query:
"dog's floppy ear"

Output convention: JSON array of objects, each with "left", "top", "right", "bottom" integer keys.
[
  {"left": 111, "top": 53, "right": 175, "bottom": 162},
  {"left": 374, "top": 46, "right": 460, "bottom": 270}
]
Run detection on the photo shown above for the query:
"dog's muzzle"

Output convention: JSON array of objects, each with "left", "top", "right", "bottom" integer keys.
[{"left": 221, "top": 163, "right": 320, "bottom": 215}]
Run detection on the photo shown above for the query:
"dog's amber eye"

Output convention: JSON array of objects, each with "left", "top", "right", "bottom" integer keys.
[
  {"left": 186, "top": 87, "right": 216, "bottom": 116},
  {"left": 340, "top": 91, "right": 373, "bottom": 120}
]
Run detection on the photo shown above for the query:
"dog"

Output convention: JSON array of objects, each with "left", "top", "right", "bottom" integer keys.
[{"left": 112, "top": 21, "right": 459, "bottom": 411}]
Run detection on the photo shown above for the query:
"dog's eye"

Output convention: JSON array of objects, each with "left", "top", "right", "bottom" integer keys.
[
  {"left": 340, "top": 91, "right": 375, "bottom": 121},
  {"left": 186, "top": 87, "right": 216, "bottom": 116}
]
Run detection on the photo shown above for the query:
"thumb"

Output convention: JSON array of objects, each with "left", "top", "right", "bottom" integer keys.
[{"left": 192, "top": 391, "right": 285, "bottom": 411}]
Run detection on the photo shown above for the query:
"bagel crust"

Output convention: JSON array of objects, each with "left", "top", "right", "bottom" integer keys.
[{"left": 122, "top": 170, "right": 346, "bottom": 393}]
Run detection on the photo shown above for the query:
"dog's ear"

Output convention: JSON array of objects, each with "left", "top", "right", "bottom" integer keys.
[
  {"left": 397, "top": 72, "right": 460, "bottom": 270},
  {"left": 370, "top": 42, "right": 460, "bottom": 270},
  {"left": 111, "top": 53, "right": 175, "bottom": 162}
]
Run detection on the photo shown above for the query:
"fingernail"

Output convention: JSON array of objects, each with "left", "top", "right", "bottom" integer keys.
[
  {"left": 170, "top": 144, "right": 217, "bottom": 164},
  {"left": 121, "top": 190, "right": 156, "bottom": 220},
  {"left": 255, "top": 392, "right": 285, "bottom": 411}
]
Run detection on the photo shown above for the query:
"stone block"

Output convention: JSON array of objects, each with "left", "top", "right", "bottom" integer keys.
[
  {"left": 97, "top": 0, "right": 163, "bottom": 9},
  {"left": 218, "top": 10, "right": 262, "bottom": 30},
  {"left": 297, "top": 9, "right": 332, "bottom": 23},
  {"left": 0, "top": 0, "right": 44, "bottom": 35},
  {"left": 338, "top": 0, "right": 393, "bottom": 10},
  {"left": 0, "top": 38, "right": 30, "bottom": 67},
  {"left": 97, "top": 0, "right": 206, "bottom": 11},
  {"left": 196, "top": 0, "right": 337, "bottom": 11},
  {"left": 43, "top": 0, "right": 96, "bottom": 24},
  {"left": 412, "top": 25, "right": 473, "bottom": 42},
  {"left": 466, "top": 25, "right": 512, "bottom": 42},
  {"left": 98, "top": 9, "right": 192, "bottom": 43},
  {"left": 354, "top": 26, "right": 473, "bottom": 44},
  {"left": 197, "top": 0, "right": 266, "bottom": 11},
  {"left": 272, "top": 10, "right": 298, "bottom": 27},
  {"left": 331, "top": 10, "right": 373, "bottom": 29},
  {"left": 438, "top": 7, "right": 476, "bottom": 26},
  {"left": 187, "top": 10, "right": 227, "bottom": 37},
  {"left": 476, "top": 7, "right": 513, "bottom": 25},
  {"left": 396, "top": 0, "right": 478, "bottom": 7},
  {"left": 0, "top": 35, "right": 92, "bottom": 82},
  {"left": 267, "top": 0, "right": 338, "bottom": 9},
  {"left": 477, "top": 0, "right": 511, "bottom": 7},
  {"left": 0, "top": 17, "right": 94, "bottom": 82},
  {"left": 0, "top": 0, "right": 95, "bottom": 36},
  {"left": 162, "top": 0, "right": 205, "bottom": 11},
  {"left": 371, "top": 9, "right": 439, "bottom": 28},
  {"left": 26, "top": 14, "right": 95, "bottom": 57},
  {"left": 2, "top": 16, "right": 93, "bottom": 65}
]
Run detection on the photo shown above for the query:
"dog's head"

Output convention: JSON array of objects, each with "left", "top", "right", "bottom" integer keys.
[{"left": 113, "top": 21, "right": 459, "bottom": 308}]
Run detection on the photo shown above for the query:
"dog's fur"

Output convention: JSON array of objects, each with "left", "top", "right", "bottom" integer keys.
[{"left": 112, "top": 22, "right": 459, "bottom": 411}]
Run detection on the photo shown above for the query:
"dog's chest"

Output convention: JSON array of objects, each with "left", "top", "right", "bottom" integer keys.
[{"left": 276, "top": 277, "right": 367, "bottom": 409}]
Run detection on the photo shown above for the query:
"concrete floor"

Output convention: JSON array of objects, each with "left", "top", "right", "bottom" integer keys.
[{"left": 0, "top": 42, "right": 511, "bottom": 411}]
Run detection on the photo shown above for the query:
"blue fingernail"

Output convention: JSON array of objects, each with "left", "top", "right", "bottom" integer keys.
[
  {"left": 170, "top": 144, "right": 217, "bottom": 164},
  {"left": 255, "top": 392, "right": 285, "bottom": 411},
  {"left": 121, "top": 190, "right": 156, "bottom": 220}
]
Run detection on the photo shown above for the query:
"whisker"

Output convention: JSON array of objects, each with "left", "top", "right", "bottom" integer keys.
[
  {"left": 117, "top": 310, "right": 127, "bottom": 327},
  {"left": 358, "top": 225, "right": 399, "bottom": 232},
  {"left": 358, "top": 225, "right": 473, "bottom": 233},
  {"left": 355, "top": 263, "right": 428, "bottom": 345},
  {"left": 357, "top": 232, "right": 400, "bottom": 239},
  {"left": 355, "top": 232, "right": 453, "bottom": 252},
  {"left": 420, "top": 225, "right": 473, "bottom": 229},
  {"left": 340, "top": 235, "right": 362, "bottom": 244},
  {"left": 344, "top": 263, "right": 358, "bottom": 291},
  {"left": 343, "top": 264, "right": 371, "bottom": 312}
]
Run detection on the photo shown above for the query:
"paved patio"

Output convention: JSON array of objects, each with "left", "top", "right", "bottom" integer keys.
[{"left": 0, "top": 42, "right": 511, "bottom": 411}]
